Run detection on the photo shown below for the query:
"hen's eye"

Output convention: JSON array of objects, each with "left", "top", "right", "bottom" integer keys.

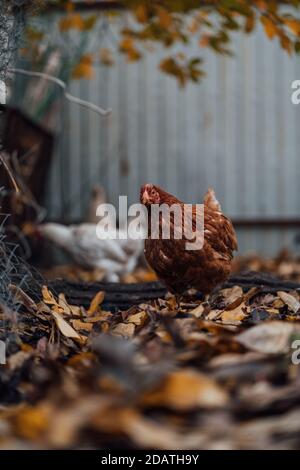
[{"left": 151, "top": 190, "right": 155, "bottom": 195}]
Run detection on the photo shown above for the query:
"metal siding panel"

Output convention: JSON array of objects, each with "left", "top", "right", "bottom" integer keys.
[{"left": 46, "top": 21, "right": 300, "bottom": 255}]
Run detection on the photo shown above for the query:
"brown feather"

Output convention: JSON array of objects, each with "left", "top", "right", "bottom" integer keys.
[{"left": 141, "top": 184, "right": 238, "bottom": 294}]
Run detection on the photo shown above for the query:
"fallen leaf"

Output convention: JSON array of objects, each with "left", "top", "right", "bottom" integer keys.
[
  {"left": 112, "top": 323, "right": 135, "bottom": 338},
  {"left": 50, "top": 311, "right": 81, "bottom": 340},
  {"left": 42, "top": 286, "right": 58, "bottom": 306},
  {"left": 142, "top": 369, "right": 228, "bottom": 410},
  {"left": 127, "top": 311, "right": 148, "bottom": 326},
  {"left": 71, "top": 319, "right": 93, "bottom": 333},
  {"left": 9, "top": 285, "right": 37, "bottom": 311},
  {"left": 189, "top": 304, "right": 205, "bottom": 318},
  {"left": 221, "top": 302, "right": 248, "bottom": 323},
  {"left": 14, "top": 405, "right": 50, "bottom": 440},
  {"left": 261, "top": 16, "right": 277, "bottom": 40},
  {"left": 87, "top": 312, "right": 113, "bottom": 323},
  {"left": 88, "top": 291, "right": 105, "bottom": 315},
  {"left": 236, "top": 321, "right": 300, "bottom": 354},
  {"left": 221, "top": 286, "right": 244, "bottom": 309},
  {"left": 277, "top": 291, "right": 300, "bottom": 313},
  {"left": 284, "top": 18, "right": 300, "bottom": 36},
  {"left": 206, "top": 309, "right": 222, "bottom": 321},
  {"left": 58, "top": 293, "right": 72, "bottom": 315},
  {"left": 8, "top": 351, "right": 32, "bottom": 371}
]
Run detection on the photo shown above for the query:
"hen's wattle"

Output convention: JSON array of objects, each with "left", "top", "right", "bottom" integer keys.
[{"left": 140, "top": 184, "right": 238, "bottom": 294}]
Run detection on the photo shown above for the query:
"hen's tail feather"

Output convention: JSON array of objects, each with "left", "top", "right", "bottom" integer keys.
[{"left": 204, "top": 187, "right": 221, "bottom": 212}]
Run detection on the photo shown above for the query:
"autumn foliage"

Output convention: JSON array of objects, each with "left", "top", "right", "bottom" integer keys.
[{"left": 23, "top": 0, "right": 300, "bottom": 85}]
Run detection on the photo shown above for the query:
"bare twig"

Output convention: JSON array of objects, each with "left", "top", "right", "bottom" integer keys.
[
  {"left": 0, "top": 152, "right": 20, "bottom": 193},
  {"left": 8, "top": 67, "right": 112, "bottom": 117}
]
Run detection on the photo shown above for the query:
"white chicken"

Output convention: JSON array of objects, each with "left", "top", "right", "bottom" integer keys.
[{"left": 38, "top": 223, "right": 143, "bottom": 282}]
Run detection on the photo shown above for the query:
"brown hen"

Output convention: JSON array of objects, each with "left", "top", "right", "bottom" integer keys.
[{"left": 140, "top": 184, "right": 237, "bottom": 295}]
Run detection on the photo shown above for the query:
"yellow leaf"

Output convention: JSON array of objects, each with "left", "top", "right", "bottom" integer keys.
[
  {"left": 72, "top": 55, "right": 95, "bottom": 79},
  {"left": 83, "top": 15, "right": 98, "bottom": 31},
  {"left": 65, "top": 1, "right": 74, "bottom": 13},
  {"left": 256, "top": 0, "right": 267, "bottom": 10},
  {"left": 261, "top": 16, "right": 277, "bottom": 39},
  {"left": 142, "top": 369, "right": 228, "bottom": 410},
  {"left": 284, "top": 19, "right": 300, "bottom": 37},
  {"left": 15, "top": 406, "right": 50, "bottom": 440},
  {"left": 59, "top": 14, "right": 85, "bottom": 32},
  {"left": 119, "top": 37, "right": 134, "bottom": 52},
  {"left": 280, "top": 34, "right": 292, "bottom": 55},
  {"left": 87, "top": 290, "right": 105, "bottom": 315},
  {"left": 126, "top": 48, "right": 142, "bottom": 62},
  {"left": 135, "top": 5, "right": 148, "bottom": 23},
  {"left": 245, "top": 14, "right": 255, "bottom": 33},
  {"left": 156, "top": 6, "right": 172, "bottom": 29}
]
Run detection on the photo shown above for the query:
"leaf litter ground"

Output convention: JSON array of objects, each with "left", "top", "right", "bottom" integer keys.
[{"left": 2, "top": 253, "right": 300, "bottom": 449}]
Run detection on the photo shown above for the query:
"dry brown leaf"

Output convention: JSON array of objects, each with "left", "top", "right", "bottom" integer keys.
[
  {"left": 221, "top": 302, "right": 248, "bottom": 323},
  {"left": 273, "top": 298, "right": 285, "bottom": 309},
  {"left": 142, "top": 369, "right": 228, "bottom": 410},
  {"left": 112, "top": 322, "right": 135, "bottom": 338},
  {"left": 8, "top": 351, "right": 32, "bottom": 371},
  {"left": 14, "top": 405, "right": 50, "bottom": 440},
  {"left": 264, "top": 307, "right": 280, "bottom": 315},
  {"left": 221, "top": 285, "right": 244, "bottom": 309},
  {"left": 36, "top": 301, "right": 51, "bottom": 314},
  {"left": 206, "top": 309, "right": 222, "bottom": 321},
  {"left": 87, "top": 291, "right": 105, "bottom": 316},
  {"left": 277, "top": 291, "right": 300, "bottom": 313},
  {"left": 236, "top": 321, "right": 300, "bottom": 354},
  {"left": 127, "top": 311, "right": 148, "bottom": 326},
  {"left": 244, "top": 287, "right": 260, "bottom": 303},
  {"left": 47, "top": 398, "right": 102, "bottom": 447},
  {"left": 50, "top": 310, "right": 81, "bottom": 340},
  {"left": 58, "top": 293, "right": 72, "bottom": 315},
  {"left": 155, "top": 329, "right": 173, "bottom": 343},
  {"left": 124, "top": 410, "right": 205, "bottom": 450},
  {"left": 42, "top": 285, "right": 59, "bottom": 306},
  {"left": 71, "top": 319, "right": 93, "bottom": 333},
  {"left": 284, "top": 18, "right": 300, "bottom": 36},
  {"left": 261, "top": 16, "right": 278, "bottom": 39},
  {"left": 87, "top": 312, "right": 113, "bottom": 323},
  {"left": 189, "top": 303, "right": 205, "bottom": 318},
  {"left": 9, "top": 284, "right": 37, "bottom": 311}
]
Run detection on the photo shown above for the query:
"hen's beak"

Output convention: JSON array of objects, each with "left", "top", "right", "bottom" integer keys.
[{"left": 141, "top": 191, "right": 150, "bottom": 205}]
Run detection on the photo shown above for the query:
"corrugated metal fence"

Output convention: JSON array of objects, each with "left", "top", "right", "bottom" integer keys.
[{"left": 45, "top": 22, "right": 300, "bottom": 255}]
